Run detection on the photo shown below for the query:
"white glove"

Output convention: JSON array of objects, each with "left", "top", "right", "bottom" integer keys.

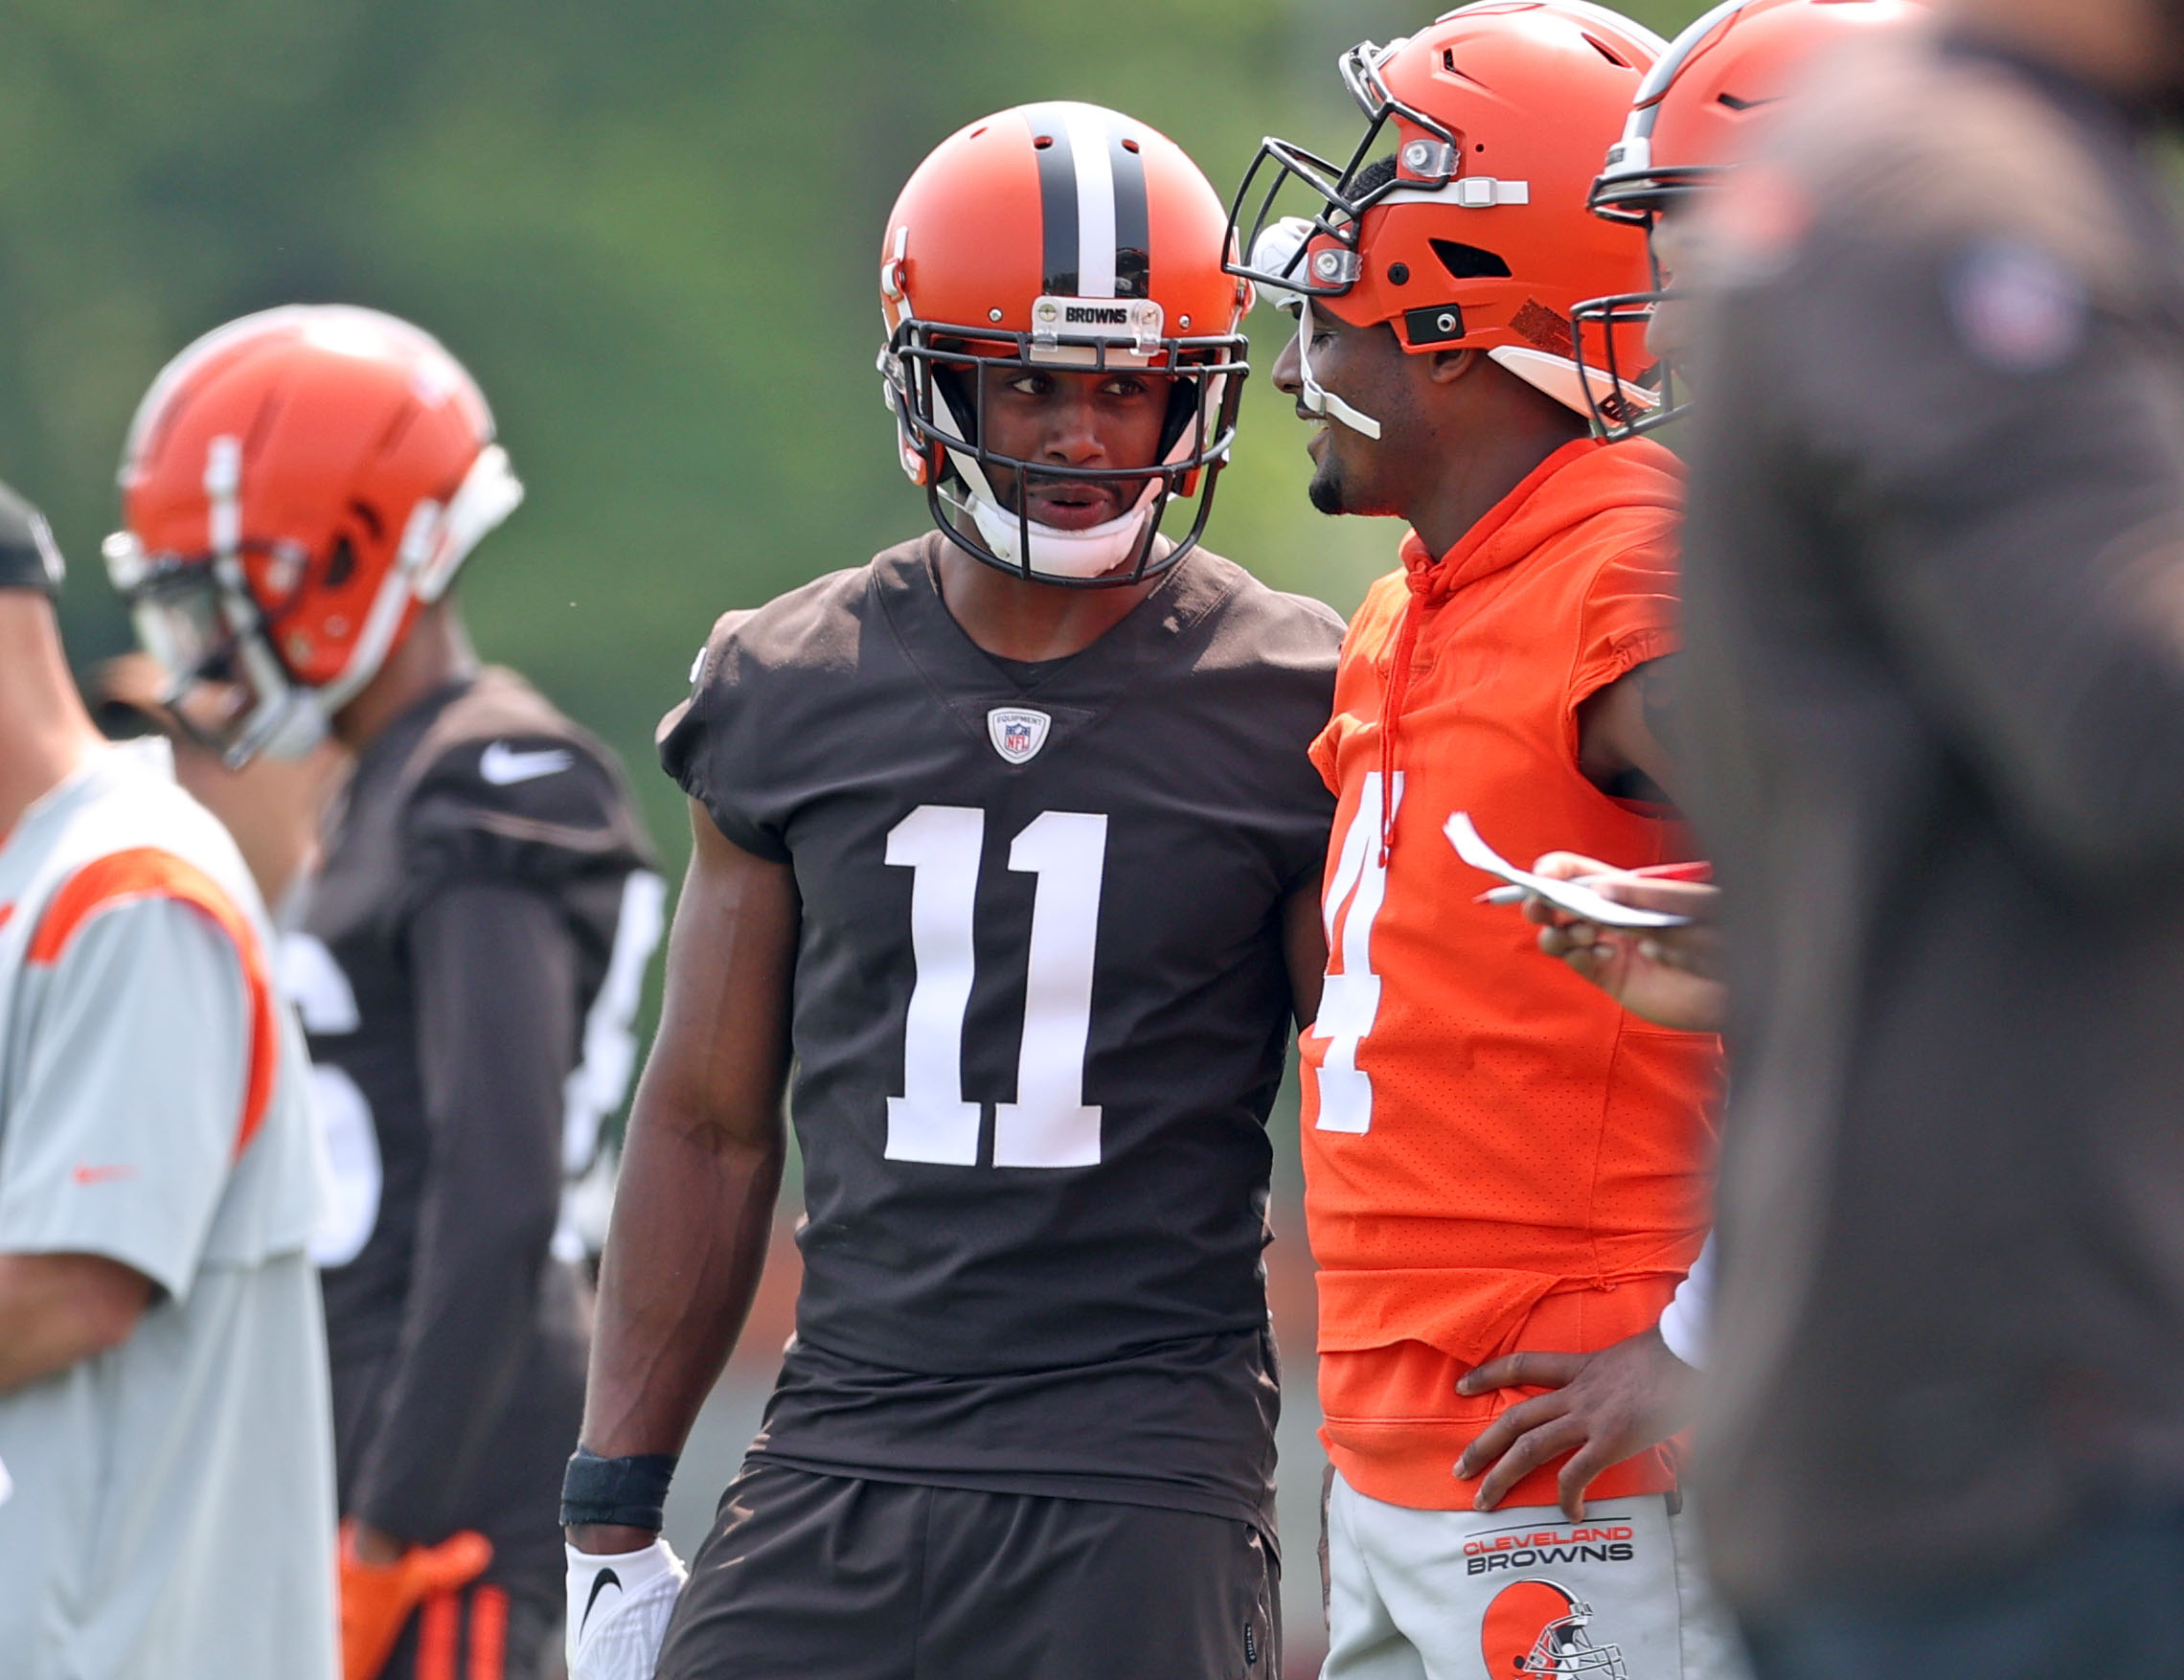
[{"left": 566, "top": 1538, "right": 687, "bottom": 1680}]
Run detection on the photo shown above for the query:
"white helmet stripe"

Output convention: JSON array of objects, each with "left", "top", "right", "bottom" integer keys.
[{"left": 1063, "top": 104, "right": 1119, "bottom": 299}]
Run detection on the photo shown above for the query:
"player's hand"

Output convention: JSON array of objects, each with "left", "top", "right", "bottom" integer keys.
[
  {"left": 339, "top": 1519, "right": 493, "bottom": 1680},
  {"left": 1452, "top": 1325, "right": 1695, "bottom": 1520},
  {"left": 566, "top": 1536, "right": 688, "bottom": 1680},
  {"left": 1523, "top": 853, "right": 1726, "bottom": 1033}
]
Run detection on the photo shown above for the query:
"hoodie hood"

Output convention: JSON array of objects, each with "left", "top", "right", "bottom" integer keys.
[{"left": 1399, "top": 437, "right": 1685, "bottom": 607}]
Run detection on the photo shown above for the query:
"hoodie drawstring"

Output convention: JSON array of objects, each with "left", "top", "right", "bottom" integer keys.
[{"left": 1376, "top": 580, "right": 1429, "bottom": 866}]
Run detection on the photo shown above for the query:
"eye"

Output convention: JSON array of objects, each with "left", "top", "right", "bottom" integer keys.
[
  {"left": 1101, "top": 375, "right": 1151, "bottom": 398},
  {"left": 1006, "top": 370, "right": 1050, "bottom": 397}
]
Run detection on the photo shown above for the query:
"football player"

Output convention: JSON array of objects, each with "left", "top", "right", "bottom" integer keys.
[
  {"left": 0, "top": 478, "right": 336, "bottom": 1680},
  {"left": 1227, "top": 4, "right": 1740, "bottom": 1675},
  {"left": 106, "top": 308, "right": 663, "bottom": 1680},
  {"left": 1466, "top": 0, "right": 1922, "bottom": 1487},
  {"left": 562, "top": 103, "right": 1340, "bottom": 1680}
]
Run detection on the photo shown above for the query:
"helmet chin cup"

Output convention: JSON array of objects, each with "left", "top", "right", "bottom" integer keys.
[
  {"left": 243, "top": 686, "right": 332, "bottom": 764},
  {"left": 966, "top": 488, "right": 1159, "bottom": 582}
]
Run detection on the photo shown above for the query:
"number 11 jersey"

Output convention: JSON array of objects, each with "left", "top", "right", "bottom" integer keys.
[{"left": 658, "top": 534, "right": 1341, "bottom": 1529}]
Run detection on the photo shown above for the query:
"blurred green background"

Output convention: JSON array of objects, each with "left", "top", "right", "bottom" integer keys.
[{"left": 9, "top": 0, "right": 1710, "bottom": 871}]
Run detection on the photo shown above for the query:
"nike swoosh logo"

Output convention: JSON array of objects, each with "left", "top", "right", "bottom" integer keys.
[
  {"left": 480, "top": 742, "right": 575, "bottom": 786},
  {"left": 581, "top": 1566, "right": 622, "bottom": 1633},
  {"left": 73, "top": 1164, "right": 139, "bottom": 1185}
]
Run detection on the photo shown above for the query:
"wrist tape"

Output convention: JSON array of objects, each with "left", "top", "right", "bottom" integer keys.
[{"left": 560, "top": 1446, "right": 678, "bottom": 1532}]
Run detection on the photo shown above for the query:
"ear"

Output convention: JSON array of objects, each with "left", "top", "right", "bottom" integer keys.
[{"left": 1423, "top": 346, "right": 1482, "bottom": 386}]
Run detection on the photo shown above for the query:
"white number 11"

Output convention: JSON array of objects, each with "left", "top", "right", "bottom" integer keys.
[{"left": 884, "top": 805, "right": 1107, "bottom": 1169}]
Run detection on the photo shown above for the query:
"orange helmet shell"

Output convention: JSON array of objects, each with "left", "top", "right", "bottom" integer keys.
[
  {"left": 108, "top": 306, "right": 522, "bottom": 762},
  {"left": 880, "top": 103, "right": 1246, "bottom": 354},
  {"left": 1592, "top": 0, "right": 1928, "bottom": 221},
  {"left": 1228, "top": 3, "right": 1665, "bottom": 417},
  {"left": 876, "top": 103, "right": 1251, "bottom": 588},
  {"left": 1332, "top": 5, "right": 1663, "bottom": 355},
  {"left": 117, "top": 306, "right": 504, "bottom": 692}
]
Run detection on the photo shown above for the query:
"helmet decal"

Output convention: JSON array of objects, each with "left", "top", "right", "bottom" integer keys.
[{"left": 1480, "top": 1579, "right": 1628, "bottom": 1679}]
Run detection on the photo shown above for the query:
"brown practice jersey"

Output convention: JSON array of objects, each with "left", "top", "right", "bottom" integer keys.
[
  {"left": 291, "top": 668, "right": 658, "bottom": 1603},
  {"left": 660, "top": 535, "right": 1341, "bottom": 1534}
]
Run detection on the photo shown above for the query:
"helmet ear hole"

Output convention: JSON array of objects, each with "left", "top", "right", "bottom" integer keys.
[
  {"left": 323, "top": 535, "right": 359, "bottom": 590},
  {"left": 1430, "top": 238, "right": 1513, "bottom": 281}
]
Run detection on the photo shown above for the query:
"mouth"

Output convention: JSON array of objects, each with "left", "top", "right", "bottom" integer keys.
[
  {"left": 1024, "top": 481, "right": 1129, "bottom": 532},
  {"left": 1304, "top": 420, "right": 1330, "bottom": 465}
]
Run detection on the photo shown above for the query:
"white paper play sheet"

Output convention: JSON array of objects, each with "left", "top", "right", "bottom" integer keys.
[{"left": 1443, "top": 811, "right": 1694, "bottom": 929}]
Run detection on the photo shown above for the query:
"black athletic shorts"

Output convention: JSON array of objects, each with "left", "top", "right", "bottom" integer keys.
[{"left": 654, "top": 1460, "right": 1280, "bottom": 1679}]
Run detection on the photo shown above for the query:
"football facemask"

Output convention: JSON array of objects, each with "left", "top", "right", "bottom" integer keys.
[
  {"left": 1570, "top": 276, "right": 1681, "bottom": 441},
  {"left": 883, "top": 324, "right": 1245, "bottom": 586},
  {"left": 102, "top": 544, "right": 331, "bottom": 764}
]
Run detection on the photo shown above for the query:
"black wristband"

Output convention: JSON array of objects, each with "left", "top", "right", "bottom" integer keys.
[{"left": 560, "top": 1446, "right": 678, "bottom": 1531}]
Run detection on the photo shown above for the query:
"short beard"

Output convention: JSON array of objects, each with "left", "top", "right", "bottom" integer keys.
[{"left": 1307, "top": 451, "right": 1348, "bottom": 515}]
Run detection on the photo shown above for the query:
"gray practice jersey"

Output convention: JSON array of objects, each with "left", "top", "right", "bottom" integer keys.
[
  {"left": 0, "top": 743, "right": 335, "bottom": 1680},
  {"left": 660, "top": 535, "right": 1341, "bottom": 1531}
]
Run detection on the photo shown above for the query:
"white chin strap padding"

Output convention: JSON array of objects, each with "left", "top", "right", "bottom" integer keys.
[
  {"left": 1297, "top": 304, "right": 1382, "bottom": 441},
  {"left": 967, "top": 490, "right": 1157, "bottom": 580},
  {"left": 929, "top": 375, "right": 1164, "bottom": 582}
]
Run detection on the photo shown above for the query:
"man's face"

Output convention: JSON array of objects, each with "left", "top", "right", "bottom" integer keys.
[
  {"left": 1644, "top": 206, "right": 1702, "bottom": 375},
  {"left": 974, "top": 362, "right": 1173, "bottom": 531},
  {"left": 1269, "top": 306, "right": 1416, "bottom": 517}
]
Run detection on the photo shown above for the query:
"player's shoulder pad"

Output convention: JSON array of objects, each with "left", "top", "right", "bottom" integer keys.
[
  {"left": 401, "top": 668, "right": 657, "bottom": 895},
  {"left": 1183, "top": 547, "right": 1346, "bottom": 647},
  {"left": 682, "top": 566, "right": 873, "bottom": 701}
]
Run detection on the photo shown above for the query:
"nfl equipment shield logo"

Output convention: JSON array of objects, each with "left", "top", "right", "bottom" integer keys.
[{"left": 987, "top": 707, "right": 1052, "bottom": 765}]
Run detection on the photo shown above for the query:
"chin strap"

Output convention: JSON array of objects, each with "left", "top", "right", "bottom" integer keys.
[
  {"left": 1249, "top": 217, "right": 1384, "bottom": 443},
  {"left": 1295, "top": 303, "right": 1383, "bottom": 441},
  {"left": 961, "top": 485, "right": 1159, "bottom": 581}
]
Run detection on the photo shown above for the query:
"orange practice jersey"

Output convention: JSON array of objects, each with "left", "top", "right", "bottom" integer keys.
[{"left": 1301, "top": 437, "right": 1720, "bottom": 1511}]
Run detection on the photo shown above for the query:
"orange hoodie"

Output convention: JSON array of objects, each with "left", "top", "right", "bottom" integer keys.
[{"left": 1302, "top": 437, "right": 1719, "bottom": 1512}]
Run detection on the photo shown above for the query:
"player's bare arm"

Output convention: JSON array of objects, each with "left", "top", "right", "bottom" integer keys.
[
  {"left": 0, "top": 1254, "right": 151, "bottom": 1393},
  {"left": 570, "top": 802, "right": 796, "bottom": 1555},
  {"left": 1575, "top": 655, "right": 1678, "bottom": 804}
]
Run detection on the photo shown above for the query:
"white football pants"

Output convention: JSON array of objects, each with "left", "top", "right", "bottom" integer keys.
[{"left": 1321, "top": 1472, "right": 1751, "bottom": 1680}]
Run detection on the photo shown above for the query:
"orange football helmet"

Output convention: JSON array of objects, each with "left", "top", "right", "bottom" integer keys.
[
  {"left": 1481, "top": 1579, "right": 1628, "bottom": 1678},
  {"left": 878, "top": 102, "right": 1250, "bottom": 587},
  {"left": 1226, "top": 2, "right": 1665, "bottom": 436},
  {"left": 1575, "top": 0, "right": 1926, "bottom": 437},
  {"left": 103, "top": 306, "right": 522, "bottom": 762}
]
